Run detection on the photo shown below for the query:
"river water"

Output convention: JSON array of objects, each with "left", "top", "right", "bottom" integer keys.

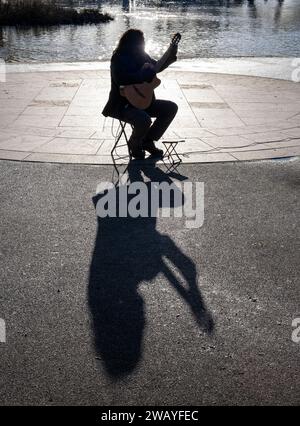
[{"left": 0, "top": 0, "right": 299, "bottom": 63}]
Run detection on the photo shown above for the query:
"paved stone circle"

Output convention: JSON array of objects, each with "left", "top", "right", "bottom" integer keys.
[{"left": 0, "top": 68, "right": 300, "bottom": 164}]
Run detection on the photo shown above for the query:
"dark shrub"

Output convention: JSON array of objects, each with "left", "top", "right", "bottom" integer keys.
[{"left": 0, "top": 1, "right": 113, "bottom": 26}]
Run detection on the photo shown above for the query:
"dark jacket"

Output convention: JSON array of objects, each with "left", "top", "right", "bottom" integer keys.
[{"left": 102, "top": 46, "right": 177, "bottom": 119}]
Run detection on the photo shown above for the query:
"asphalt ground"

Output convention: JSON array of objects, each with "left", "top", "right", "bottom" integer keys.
[{"left": 0, "top": 158, "right": 299, "bottom": 406}]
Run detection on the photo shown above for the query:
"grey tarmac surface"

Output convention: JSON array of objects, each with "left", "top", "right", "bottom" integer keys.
[{"left": 0, "top": 158, "right": 299, "bottom": 406}]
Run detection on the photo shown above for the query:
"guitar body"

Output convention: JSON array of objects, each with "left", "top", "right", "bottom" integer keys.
[{"left": 121, "top": 76, "right": 161, "bottom": 110}]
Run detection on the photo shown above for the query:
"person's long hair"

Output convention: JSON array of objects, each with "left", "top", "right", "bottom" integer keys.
[{"left": 114, "top": 29, "right": 145, "bottom": 54}]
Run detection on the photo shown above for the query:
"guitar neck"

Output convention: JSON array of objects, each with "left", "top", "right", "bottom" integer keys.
[{"left": 154, "top": 44, "right": 174, "bottom": 73}]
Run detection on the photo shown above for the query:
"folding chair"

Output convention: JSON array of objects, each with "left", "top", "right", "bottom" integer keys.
[
  {"left": 161, "top": 139, "right": 185, "bottom": 172},
  {"left": 111, "top": 120, "right": 133, "bottom": 160},
  {"left": 111, "top": 120, "right": 133, "bottom": 184}
]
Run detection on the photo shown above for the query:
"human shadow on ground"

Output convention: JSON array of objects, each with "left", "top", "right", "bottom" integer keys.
[{"left": 88, "top": 162, "right": 214, "bottom": 379}]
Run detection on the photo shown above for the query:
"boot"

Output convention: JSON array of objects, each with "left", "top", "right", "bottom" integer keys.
[
  {"left": 143, "top": 139, "right": 164, "bottom": 158},
  {"left": 128, "top": 139, "right": 145, "bottom": 160}
]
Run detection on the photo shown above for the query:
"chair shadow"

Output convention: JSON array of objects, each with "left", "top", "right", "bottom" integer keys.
[{"left": 88, "top": 162, "right": 214, "bottom": 380}]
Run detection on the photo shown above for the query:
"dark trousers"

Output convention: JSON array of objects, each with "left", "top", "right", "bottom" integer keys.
[{"left": 119, "top": 99, "right": 178, "bottom": 149}]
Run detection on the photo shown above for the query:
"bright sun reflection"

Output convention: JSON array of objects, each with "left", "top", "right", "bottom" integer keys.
[{"left": 145, "top": 38, "right": 162, "bottom": 57}]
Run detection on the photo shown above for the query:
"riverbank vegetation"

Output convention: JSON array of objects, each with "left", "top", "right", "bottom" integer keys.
[{"left": 0, "top": 0, "right": 114, "bottom": 26}]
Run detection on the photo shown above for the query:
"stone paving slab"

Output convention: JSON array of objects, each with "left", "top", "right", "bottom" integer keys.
[{"left": 0, "top": 67, "right": 299, "bottom": 165}]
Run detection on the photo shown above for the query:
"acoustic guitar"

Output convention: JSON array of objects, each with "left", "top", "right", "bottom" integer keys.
[{"left": 120, "top": 33, "right": 182, "bottom": 110}]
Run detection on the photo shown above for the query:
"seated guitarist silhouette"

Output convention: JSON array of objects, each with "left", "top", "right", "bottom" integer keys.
[{"left": 102, "top": 29, "right": 180, "bottom": 159}]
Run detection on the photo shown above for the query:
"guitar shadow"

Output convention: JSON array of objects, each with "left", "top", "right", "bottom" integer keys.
[{"left": 89, "top": 162, "right": 214, "bottom": 379}]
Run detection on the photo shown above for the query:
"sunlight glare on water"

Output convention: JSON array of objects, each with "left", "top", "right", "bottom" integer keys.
[{"left": 0, "top": 0, "right": 299, "bottom": 63}]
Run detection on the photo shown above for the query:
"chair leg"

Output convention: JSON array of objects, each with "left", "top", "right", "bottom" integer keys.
[
  {"left": 111, "top": 130, "right": 123, "bottom": 156},
  {"left": 122, "top": 122, "right": 133, "bottom": 159},
  {"left": 111, "top": 121, "right": 133, "bottom": 160}
]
